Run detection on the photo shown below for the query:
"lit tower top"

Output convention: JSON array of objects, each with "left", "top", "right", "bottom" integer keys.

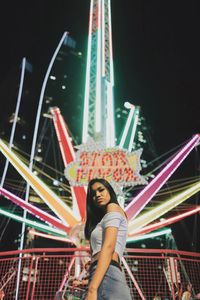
[{"left": 82, "top": 0, "right": 115, "bottom": 147}]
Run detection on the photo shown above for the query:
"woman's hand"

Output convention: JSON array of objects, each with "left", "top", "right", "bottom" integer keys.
[{"left": 85, "top": 286, "right": 97, "bottom": 300}]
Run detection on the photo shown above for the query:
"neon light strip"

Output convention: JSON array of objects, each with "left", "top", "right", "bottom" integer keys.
[
  {"left": 127, "top": 228, "right": 172, "bottom": 243},
  {"left": 16, "top": 34, "right": 69, "bottom": 300},
  {"left": 51, "top": 107, "right": 74, "bottom": 165},
  {"left": 58, "top": 257, "right": 76, "bottom": 292},
  {"left": 0, "top": 187, "right": 69, "bottom": 232},
  {"left": 128, "top": 107, "right": 139, "bottom": 152},
  {"left": 102, "top": 0, "right": 105, "bottom": 76},
  {"left": 0, "top": 208, "right": 67, "bottom": 236},
  {"left": 1, "top": 58, "right": 26, "bottom": 187},
  {"left": 128, "top": 181, "right": 200, "bottom": 233},
  {"left": 95, "top": 0, "right": 102, "bottom": 133},
  {"left": 121, "top": 257, "right": 145, "bottom": 300},
  {"left": 50, "top": 107, "right": 86, "bottom": 220},
  {"left": 107, "top": 83, "right": 115, "bottom": 147},
  {"left": 108, "top": 0, "right": 115, "bottom": 145},
  {"left": 129, "top": 206, "right": 200, "bottom": 237},
  {"left": 119, "top": 105, "right": 135, "bottom": 149},
  {"left": 108, "top": 0, "right": 114, "bottom": 86},
  {"left": 0, "top": 139, "right": 78, "bottom": 226},
  {"left": 125, "top": 134, "right": 200, "bottom": 220},
  {"left": 29, "top": 229, "right": 74, "bottom": 244},
  {"left": 82, "top": 0, "right": 93, "bottom": 143},
  {"left": 111, "top": 97, "right": 116, "bottom": 146},
  {"left": 106, "top": 82, "right": 114, "bottom": 147}
]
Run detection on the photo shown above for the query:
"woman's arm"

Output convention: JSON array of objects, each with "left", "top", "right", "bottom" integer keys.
[{"left": 88, "top": 226, "right": 118, "bottom": 294}]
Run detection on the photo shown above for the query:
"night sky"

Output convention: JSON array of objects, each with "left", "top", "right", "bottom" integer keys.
[{"left": 0, "top": 1, "right": 199, "bottom": 251}]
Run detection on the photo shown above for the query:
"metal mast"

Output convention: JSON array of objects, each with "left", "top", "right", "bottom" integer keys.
[{"left": 82, "top": 0, "right": 115, "bottom": 147}]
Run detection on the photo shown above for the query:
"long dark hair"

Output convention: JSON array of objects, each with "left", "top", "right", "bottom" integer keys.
[{"left": 84, "top": 178, "right": 119, "bottom": 240}]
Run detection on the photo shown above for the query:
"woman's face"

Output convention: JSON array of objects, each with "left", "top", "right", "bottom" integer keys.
[{"left": 91, "top": 182, "right": 111, "bottom": 208}]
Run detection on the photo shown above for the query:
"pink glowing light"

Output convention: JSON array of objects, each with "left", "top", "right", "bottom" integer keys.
[
  {"left": 125, "top": 134, "right": 200, "bottom": 220},
  {"left": 0, "top": 187, "right": 69, "bottom": 233}
]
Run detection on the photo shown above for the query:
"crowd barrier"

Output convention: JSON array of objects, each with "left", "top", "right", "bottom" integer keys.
[{"left": 0, "top": 247, "right": 200, "bottom": 299}]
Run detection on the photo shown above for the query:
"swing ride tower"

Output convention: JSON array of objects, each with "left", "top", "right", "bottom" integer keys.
[
  {"left": 82, "top": 0, "right": 115, "bottom": 147},
  {"left": 0, "top": 0, "right": 200, "bottom": 298}
]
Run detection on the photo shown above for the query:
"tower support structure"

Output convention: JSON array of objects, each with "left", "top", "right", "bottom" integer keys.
[{"left": 82, "top": 0, "right": 115, "bottom": 147}]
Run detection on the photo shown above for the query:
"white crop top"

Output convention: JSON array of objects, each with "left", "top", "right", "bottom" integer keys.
[{"left": 90, "top": 211, "right": 128, "bottom": 260}]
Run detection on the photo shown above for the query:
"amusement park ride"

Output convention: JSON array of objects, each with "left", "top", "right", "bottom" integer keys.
[{"left": 0, "top": 0, "right": 200, "bottom": 299}]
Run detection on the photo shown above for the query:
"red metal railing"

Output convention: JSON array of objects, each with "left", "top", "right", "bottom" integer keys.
[{"left": 0, "top": 248, "right": 200, "bottom": 299}]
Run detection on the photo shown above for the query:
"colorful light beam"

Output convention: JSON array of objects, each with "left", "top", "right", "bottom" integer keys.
[
  {"left": 50, "top": 107, "right": 86, "bottom": 220},
  {"left": 0, "top": 187, "right": 69, "bottom": 232},
  {"left": 128, "top": 181, "right": 200, "bottom": 233},
  {"left": 119, "top": 103, "right": 135, "bottom": 149},
  {"left": 128, "top": 107, "right": 140, "bottom": 152},
  {"left": 0, "top": 139, "right": 79, "bottom": 227},
  {"left": 0, "top": 208, "right": 67, "bottom": 236},
  {"left": 129, "top": 206, "right": 200, "bottom": 237},
  {"left": 125, "top": 134, "right": 200, "bottom": 220},
  {"left": 28, "top": 229, "right": 74, "bottom": 243},
  {"left": 126, "top": 228, "right": 172, "bottom": 243}
]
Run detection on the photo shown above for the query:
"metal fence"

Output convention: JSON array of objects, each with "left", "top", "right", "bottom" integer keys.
[{"left": 0, "top": 247, "right": 200, "bottom": 299}]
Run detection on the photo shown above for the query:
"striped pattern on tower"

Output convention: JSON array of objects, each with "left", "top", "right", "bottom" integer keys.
[{"left": 82, "top": 0, "right": 115, "bottom": 147}]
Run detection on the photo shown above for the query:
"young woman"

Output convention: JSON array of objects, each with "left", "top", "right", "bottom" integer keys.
[{"left": 84, "top": 178, "right": 132, "bottom": 300}]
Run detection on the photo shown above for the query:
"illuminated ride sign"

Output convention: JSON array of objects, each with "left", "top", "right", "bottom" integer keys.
[{"left": 65, "top": 140, "right": 146, "bottom": 193}]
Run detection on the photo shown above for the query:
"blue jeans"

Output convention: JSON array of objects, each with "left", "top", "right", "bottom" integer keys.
[{"left": 85, "top": 263, "right": 132, "bottom": 300}]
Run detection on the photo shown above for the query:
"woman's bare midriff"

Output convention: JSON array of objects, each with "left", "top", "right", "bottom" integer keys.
[{"left": 91, "top": 251, "right": 119, "bottom": 263}]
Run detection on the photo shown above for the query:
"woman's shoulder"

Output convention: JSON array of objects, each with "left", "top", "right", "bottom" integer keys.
[{"left": 107, "top": 203, "right": 126, "bottom": 218}]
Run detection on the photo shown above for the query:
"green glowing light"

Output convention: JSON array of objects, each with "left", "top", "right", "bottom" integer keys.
[
  {"left": 126, "top": 228, "right": 172, "bottom": 243},
  {"left": 0, "top": 208, "right": 67, "bottom": 237}
]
